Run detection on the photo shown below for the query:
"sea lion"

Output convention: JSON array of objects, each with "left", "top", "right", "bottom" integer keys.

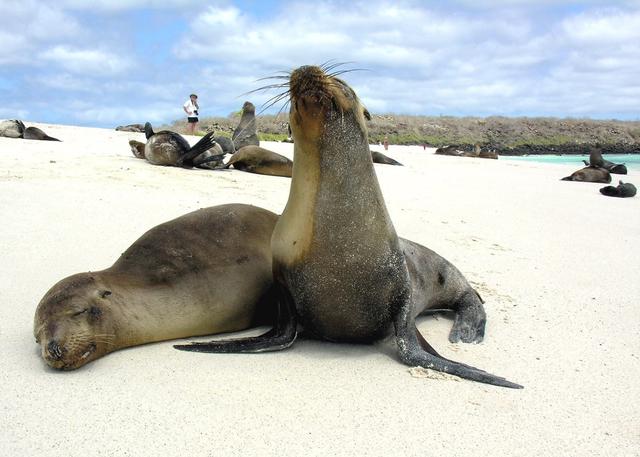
[
  {"left": 479, "top": 148, "right": 498, "bottom": 159},
  {"left": 129, "top": 140, "right": 146, "bottom": 159},
  {"left": 214, "top": 136, "right": 236, "bottom": 155},
  {"left": 143, "top": 122, "right": 223, "bottom": 168},
  {"left": 371, "top": 149, "right": 403, "bottom": 166},
  {"left": 34, "top": 204, "right": 278, "bottom": 370},
  {"left": 599, "top": 180, "right": 637, "bottom": 198},
  {"left": 175, "top": 65, "right": 521, "bottom": 388},
  {"left": 435, "top": 145, "right": 461, "bottom": 156},
  {"left": 116, "top": 124, "right": 145, "bottom": 133},
  {"left": 223, "top": 145, "right": 293, "bottom": 177},
  {"left": 23, "top": 126, "right": 61, "bottom": 141},
  {"left": 582, "top": 148, "right": 627, "bottom": 175},
  {"left": 0, "top": 119, "right": 25, "bottom": 138},
  {"left": 561, "top": 166, "right": 611, "bottom": 183},
  {"left": 232, "top": 101, "right": 260, "bottom": 150}
]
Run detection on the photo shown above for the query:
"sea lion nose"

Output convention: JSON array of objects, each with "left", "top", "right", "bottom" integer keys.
[{"left": 47, "top": 340, "right": 63, "bottom": 360}]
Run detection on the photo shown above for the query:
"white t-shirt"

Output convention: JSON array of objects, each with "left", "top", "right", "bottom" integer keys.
[{"left": 183, "top": 99, "right": 198, "bottom": 117}]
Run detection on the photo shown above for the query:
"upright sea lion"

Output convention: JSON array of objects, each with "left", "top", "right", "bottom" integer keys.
[
  {"left": 599, "top": 180, "right": 637, "bottom": 198},
  {"left": 561, "top": 166, "right": 611, "bottom": 183},
  {"left": 129, "top": 140, "right": 146, "bottom": 159},
  {"left": 116, "top": 124, "right": 145, "bottom": 133},
  {"left": 34, "top": 204, "right": 278, "bottom": 370},
  {"left": 224, "top": 145, "right": 293, "bottom": 177},
  {"left": 175, "top": 65, "right": 521, "bottom": 388},
  {"left": 23, "top": 126, "right": 61, "bottom": 141},
  {"left": 371, "top": 149, "right": 403, "bottom": 166},
  {"left": 232, "top": 101, "right": 260, "bottom": 150},
  {"left": 582, "top": 148, "right": 627, "bottom": 175},
  {"left": 143, "top": 122, "right": 223, "bottom": 168},
  {"left": 0, "top": 119, "right": 25, "bottom": 138}
]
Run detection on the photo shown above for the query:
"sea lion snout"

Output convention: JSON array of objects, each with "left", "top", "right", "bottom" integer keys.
[{"left": 47, "top": 340, "right": 63, "bottom": 360}]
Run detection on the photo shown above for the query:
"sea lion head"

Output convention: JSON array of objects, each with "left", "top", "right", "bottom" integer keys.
[
  {"left": 34, "top": 273, "right": 117, "bottom": 370},
  {"left": 241, "top": 101, "right": 256, "bottom": 115},
  {"left": 288, "top": 65, "right": 371, "bottom": 148}
]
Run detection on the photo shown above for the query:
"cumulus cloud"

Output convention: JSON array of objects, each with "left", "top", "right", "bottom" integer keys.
[
  {"left": 39, "top": 46, "right": 133, "bottom": 75},
  {"left": 173, "top": 1, "right": 640, "bottom": 119},
  {"left": 2, "top": 0, "right": 639, "bottom": 127}
]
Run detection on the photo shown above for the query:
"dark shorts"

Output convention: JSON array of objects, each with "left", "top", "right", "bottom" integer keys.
[{"left": 187, "top": 117, "right": 198, "bottom": 123}]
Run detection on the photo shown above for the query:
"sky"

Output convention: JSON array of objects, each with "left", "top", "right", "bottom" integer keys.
[{"left": 1, "top": 0, "right": 639, "bottom": 128}]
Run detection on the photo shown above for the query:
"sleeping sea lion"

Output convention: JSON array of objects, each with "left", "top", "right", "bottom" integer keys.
[
  {"left": 224, "top": 145, "right": 293, "bottom": 177},
  {"left": 23, "top": 126, "right": 61, "bottom": 141},
  {"left": 34, "top": 204, "right": 278, "bottom": 370},
  {"left": 371, "top": 149, "right": 403, "bottom": 166},
  {"left": 175, "top": 64, "right": 521, "bottom": 389},
  {"left": 561, "top": 166, "right": 611, "bottom": 183},
  {"left": 599, "top": 181, "right": 637, "bottom": 198}
]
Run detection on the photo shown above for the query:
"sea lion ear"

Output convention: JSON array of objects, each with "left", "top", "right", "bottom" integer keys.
[{"left": 363, "top": 108, "right": 371, "bottom": 121}]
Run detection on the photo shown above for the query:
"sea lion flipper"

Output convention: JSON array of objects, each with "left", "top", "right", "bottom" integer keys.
[
  {"left": 177, "top": 132, "right": 218, "bottom": 166},
  {"left": 192, "top": 153, "right": 226, "bottom": 168},
  {"left": 395, "top": 310, "right": 523, "bottom": 389},
  {"left": 174, "top": 287, "right": 297, "bottom": 353},
  {"left": 448, "top": 290, "right": 486, "bottom": 344}
]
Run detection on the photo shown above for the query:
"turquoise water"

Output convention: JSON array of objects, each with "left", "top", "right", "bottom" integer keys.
[{"left": 502, "top": 154, "right": 640, "bottom": 171}]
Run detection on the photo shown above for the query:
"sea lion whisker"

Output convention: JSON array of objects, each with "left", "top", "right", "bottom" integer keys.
[
  {"left": 321, "top": 60, "right": 355, "bottom": 73},
  {"left": 243, "top": 83, "right": 290, "bottom": 96}
]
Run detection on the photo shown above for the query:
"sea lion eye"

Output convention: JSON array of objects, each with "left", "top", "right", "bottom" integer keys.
[
  {"left": 363, "top": 108, "right": 371, "bottom": 120},
  {"left": 100, "top": 290, "right": 112, "bottom": 298},
  {"left": 73, "top": 309, "right": 88, "bottom": 317}
]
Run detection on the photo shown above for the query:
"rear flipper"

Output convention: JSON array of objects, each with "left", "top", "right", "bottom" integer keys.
[
  {"left": 174, "top": 286, "right": 297, "bottom": 353},
  {"left": 449, "top": 290, "right": 486, "bottom": 344},
  {"left": 193, "top": 153, "right": 226, "bottom": 168},
  {"left": 176, "top": 132, "right": 219, "bottom": 167},
  {"left": 395, "top": 300, "right": 522, "bottom": 389}
]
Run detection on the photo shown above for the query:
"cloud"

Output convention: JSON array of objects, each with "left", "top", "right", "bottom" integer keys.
[
  {"left": 38, "top": 46, "right": 133, "bottom": 75},
  {"left": 170, "top": 1, "right": 640, "bottom": 119}
]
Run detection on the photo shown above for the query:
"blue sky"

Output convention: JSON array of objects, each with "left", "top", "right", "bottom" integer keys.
[{"left": 1, "top": 0, "right": 639, "bottom": 128}]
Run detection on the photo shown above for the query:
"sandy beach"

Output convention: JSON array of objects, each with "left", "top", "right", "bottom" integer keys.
[{"left": 1, "top": 122, "right": 638, "bottom": 456}]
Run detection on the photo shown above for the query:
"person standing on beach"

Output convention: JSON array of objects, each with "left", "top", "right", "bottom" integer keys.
[
  {"left": 383, "top": 136, "right": 389, "bottom": 151},
  {"left": 183, "top": 94, "right": 199, "bottom": 135}
]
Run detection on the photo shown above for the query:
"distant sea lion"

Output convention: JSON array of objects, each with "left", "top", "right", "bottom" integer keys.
[
  {"left": 175, "top": 64, "right": 521, "bottom": 388},
  {"left": 561, "top": 166, "right": 611, "bottom": 183},
  {"left": 129, "top": 140, "right": 146, "bottom": 159},
  {"left": 116, "top": 124, "right": 145, "bottom": 133},
  {"left": 435, "top": 145, "right": 461, "bottom": 156},
  {"left": 224, "top": 145, "right": 293, "bottom": 177},
  {"left": 143, "top": 122, "right": 223, "bottom": 168},
  {"left": 479, "top": 148, "right": 498, "bottom": 159},
  {"left": 0, "top": 119, "right": 25, "bottom": 138},
  {"left": 599, "top": 181, "right": 637, "bottom": 198},
  {"left": 371, "top": 149, "right": 403, "bottom": 166},
  {"left": 582, "top": 148, "right": 627, "bottom": 175},
  {"left": 232, "top": 101, "right": 260, "bottom": 150},
  {"left": 34, "top": 204, "right": 278, "bottom": 370},
  {"left": 214, "top": 136, "right": 236, "bottom": 155},
  {"left": 23, "top": 126, "right": 61, "bottom": 142}
]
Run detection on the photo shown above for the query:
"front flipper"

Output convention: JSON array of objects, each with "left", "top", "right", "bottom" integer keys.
[
  {"left": 173, "top": 286, "right": 297, "bottom": 353},
  {"left": 395, "top": 304, "right": 522, "bottom": 389}
]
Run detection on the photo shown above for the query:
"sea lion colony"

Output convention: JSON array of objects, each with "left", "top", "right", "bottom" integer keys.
[{"left": 29, "top": 63, "right": 636, "bottom": 387}]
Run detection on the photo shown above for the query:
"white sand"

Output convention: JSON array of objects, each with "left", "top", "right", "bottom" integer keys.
[{"left": 1, "top": 122, "right": 638, "bottom": 456}]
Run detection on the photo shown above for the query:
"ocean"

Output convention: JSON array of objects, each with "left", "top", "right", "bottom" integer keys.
[{"left": 501, "top": 154, "right": 640, "bottom": 171}]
